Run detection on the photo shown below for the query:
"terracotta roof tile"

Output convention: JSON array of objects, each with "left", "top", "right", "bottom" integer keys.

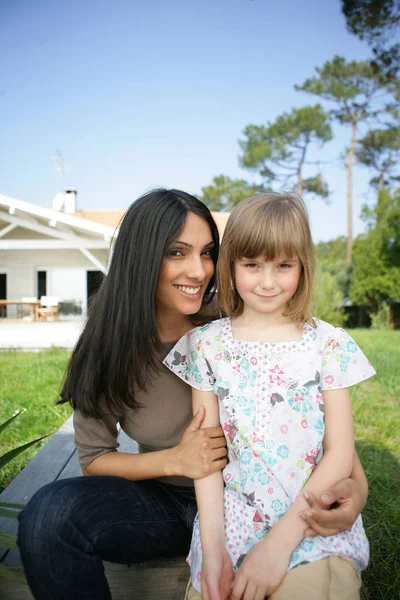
[{"left": 74, "top": 209, "right": 230, "bottom": 237}]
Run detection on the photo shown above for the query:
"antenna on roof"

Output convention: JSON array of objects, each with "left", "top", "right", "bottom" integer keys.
[{"left": 51, "top": 149, "right": 68, "bottom": 191}]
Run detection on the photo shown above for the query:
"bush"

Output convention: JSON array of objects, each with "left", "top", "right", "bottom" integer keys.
[
  {"left": 369, "top": 302, "right": 393, "bottom": 330},
  {"left": 313, "top": 265, "right": 345, "bottom": 326}
]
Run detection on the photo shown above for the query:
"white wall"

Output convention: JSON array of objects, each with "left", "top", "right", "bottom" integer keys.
[{"left": 0, "top": 249, "right": 109, "bottom": 317}]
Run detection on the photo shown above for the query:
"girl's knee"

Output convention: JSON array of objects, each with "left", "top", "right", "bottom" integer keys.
[{"left": 270, "top": 557, "right": 361, "bottom": 600}]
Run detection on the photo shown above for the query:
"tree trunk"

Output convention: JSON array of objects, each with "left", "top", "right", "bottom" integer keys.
[
  {"left": 296, "top": 142, "right": 307, "bottom": 197},
  {"left": 378, "top": 172, "right": 384, "bottom": 193},
  {"left": 378, "top": 159, "right": 391, "bottom": 197},
  {"left": 346, "top": 121, "right": 357, "bottom": 264},
  {"left": 296, "top": 172, "right": 302, "bottom": 196}
]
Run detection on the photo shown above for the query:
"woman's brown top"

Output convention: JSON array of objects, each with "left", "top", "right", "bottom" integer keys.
[{"left": 73, "top": 341, "right": 194, "bottom": 486}]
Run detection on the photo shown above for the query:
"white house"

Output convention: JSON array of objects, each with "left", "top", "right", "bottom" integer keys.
[{"left": 0, "top": 192, "right": 229, "bottom": 318}]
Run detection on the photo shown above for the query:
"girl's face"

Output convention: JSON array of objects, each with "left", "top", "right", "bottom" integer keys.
[
  {"left": 157, "top": 212, "right": 215, "bottom": 318},
  {"left": 234, "top": 254, "right": 302, "bottom": 319}
]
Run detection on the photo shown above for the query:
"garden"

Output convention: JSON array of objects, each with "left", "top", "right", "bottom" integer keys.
[{"left": 1, "top": 331, "right": 399, "bottom": 598}]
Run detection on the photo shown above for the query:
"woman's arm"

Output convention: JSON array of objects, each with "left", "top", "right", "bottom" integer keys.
[
  {"left": 192, "top": 389, "right": 232, "bottom": 600},
  {"left": 83, "top": 406, "right": 227, "bottom": 481},
  {"left": 300, "top": 451, "right": 368, "bottom": 536}
]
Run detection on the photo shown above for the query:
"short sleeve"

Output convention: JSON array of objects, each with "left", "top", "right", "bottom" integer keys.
[
  {"left": 320, "top": 327, "right": 376, "bottom": 391},
  {"left": 163, "top": 326, "right": 216, "bottom": 392}
]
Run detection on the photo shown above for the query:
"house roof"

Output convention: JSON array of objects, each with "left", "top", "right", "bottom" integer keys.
[
  {"left": 0, "top": 194, "right": 230, "bottom": 274},
  {"left": 0, "top": 195, "right": 115, "bottom": 238},
  {"left": 0, "top": 194, "right": 114, "bottom": 273},
  {"left": 74, "top": 209, "right": 230, "bottom": 237}
]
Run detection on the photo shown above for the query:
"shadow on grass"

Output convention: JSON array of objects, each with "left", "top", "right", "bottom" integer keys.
[{"left": 357, "top": 441, "right": 400, "bottom": 600}]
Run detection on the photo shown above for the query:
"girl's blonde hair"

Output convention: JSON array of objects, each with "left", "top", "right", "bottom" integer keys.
[{"left": 217, "top": 192, "right": 316, "bottom": 327}]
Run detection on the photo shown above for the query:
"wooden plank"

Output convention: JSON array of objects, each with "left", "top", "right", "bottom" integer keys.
[{"left": 0, "top": 564, "right": 190, "bottom": 600}]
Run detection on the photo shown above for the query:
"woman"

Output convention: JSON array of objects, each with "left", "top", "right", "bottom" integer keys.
[{"left": 18, "top": 189, "right": 368, "bottom": 600}]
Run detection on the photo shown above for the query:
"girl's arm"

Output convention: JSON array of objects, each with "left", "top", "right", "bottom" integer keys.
[
  {"left": 83, "top": 407, "right": 227, "bottom": 481},
  {"left": 231, "top": 388, "right": 354, "bottom": 600},
  {"left": 192, "top": 388, "right": 233, "bottom": 600}
]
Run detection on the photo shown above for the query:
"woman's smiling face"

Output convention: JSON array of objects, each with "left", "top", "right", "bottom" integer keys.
[{"left": 157, "top": 212, "right": 216, "bottom": 318}]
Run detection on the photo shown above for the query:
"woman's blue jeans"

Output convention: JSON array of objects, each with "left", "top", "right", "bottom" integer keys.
[{"left": 17, "top": 476, "right": 197, "bottom": 600}]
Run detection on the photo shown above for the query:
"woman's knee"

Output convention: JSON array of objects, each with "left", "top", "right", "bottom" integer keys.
[{"left": 18, "top": 478, "right": 85, "bottom": 552}]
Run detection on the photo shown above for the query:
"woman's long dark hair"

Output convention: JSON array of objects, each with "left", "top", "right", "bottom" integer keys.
[{"left": 60, "top": 189, "right": 219, "bottom": 418}]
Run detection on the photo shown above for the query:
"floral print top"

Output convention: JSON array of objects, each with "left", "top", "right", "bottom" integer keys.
[{"left": 164, "top": 317, "right": 376, "bottom": 593}]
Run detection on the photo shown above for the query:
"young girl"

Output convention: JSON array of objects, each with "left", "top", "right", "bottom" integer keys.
[{"left": 164, "top": 192, "right": 375, "bottom": 600}]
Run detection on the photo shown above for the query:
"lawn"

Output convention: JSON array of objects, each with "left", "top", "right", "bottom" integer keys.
[
  {"left": 0, "top": 348, "right": 72, "bottom": 492},
  {"left": 349, "top": 330, "right": 400, "bottom": 600},
  {"left": 0, "top": 331, "right": 399, "bottom": 599}
]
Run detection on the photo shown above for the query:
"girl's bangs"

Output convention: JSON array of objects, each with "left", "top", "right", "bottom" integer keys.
[{"left": 230, "top": 209, "right": 302, "bottom": 262}]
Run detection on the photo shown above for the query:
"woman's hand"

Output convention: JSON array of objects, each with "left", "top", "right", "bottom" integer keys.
[
  {"left": 201, "top": 548, "right": 233, "bottom": 600},
  {"left": 300, "top": 478, "right": 365, "bottom": 536},
  {"left": 169, "top": 406, "right": 227, "bottom": 480},
  {"left": 231, "top": 538, "right": 290, "bottom": 600}
]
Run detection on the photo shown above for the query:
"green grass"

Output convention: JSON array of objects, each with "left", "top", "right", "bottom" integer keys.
[
  {"left": 349, "top": 330, "right": 400, "bottom": 600},
  {"left": 0, "top": 348, "right": 72, "bottom": 492},
  {"left": 0, "top": 332, "right": 399, "bottom": 598}
]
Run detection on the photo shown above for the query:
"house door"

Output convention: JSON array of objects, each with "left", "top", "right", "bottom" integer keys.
[
  {"left": 0, "top": 273, "right": 6, "bottom": 317},
  {"left": 37, "top": 271, "right": 47, "bottom": 299}
]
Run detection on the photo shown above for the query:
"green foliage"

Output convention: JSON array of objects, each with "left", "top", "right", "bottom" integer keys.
[
  {"left": 356, "top": 127, "right": 400, "bottom": 190},
  {"left": 315, "top": 236, "right": 347, "bottom": 264},
  {"left": 239, "top": 104, "right": 332, "bottom": 199},
  {"left": 350, "top": 189, "right": 400, "bottom": 310},
  {"left": 295, "top": 55, "right": 385, "bottom": 125},
  {"left": 200, "top": 175, "right": 264, "bottom": 211},
  {"left": 341, "top": 0, "right": 400, "bottom": 80},
  {"left": 342, "top": 0, "right": 400, "bottom": 42},
  {"left": 302, "top": 174, "right": 330, "bottom": 198},
  {"left": 370, "top": 301, "right": 393, "bottom": 329},
  {"left": 313, "top": 264, "right": 345, "bottom": 326},
  {"left": 315, "top": 237, "right": 350, "bottom": 299}
]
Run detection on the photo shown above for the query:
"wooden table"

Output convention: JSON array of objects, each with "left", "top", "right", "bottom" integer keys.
[{"left": 0, "top": 300, "right": 41, "bottom": 320}]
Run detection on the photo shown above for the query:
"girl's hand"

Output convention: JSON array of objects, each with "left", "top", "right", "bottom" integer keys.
[
  {"left": 231, "top": 539, "right": 290, "bottom": 600},
  {"left": 201, "top": 548, "right": 233, "bottom": 600},
  {"left": 300, "top": 478, "right": 364, "bottom": 536},
  {"left": 169, "top": 406, "right": 227, "bottom": 480}
]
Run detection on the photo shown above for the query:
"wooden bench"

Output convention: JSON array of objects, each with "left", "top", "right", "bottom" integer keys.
[{"left": 0, "top": 416, "right": 189, "bottom": 599}]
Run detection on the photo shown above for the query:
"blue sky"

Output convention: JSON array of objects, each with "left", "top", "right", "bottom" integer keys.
[{"left": 0, "top": 0, "right": 381, "bottom": 242}]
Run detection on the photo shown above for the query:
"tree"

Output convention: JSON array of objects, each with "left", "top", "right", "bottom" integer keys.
[
  {"left": 313, "top": 264, "right": 345, "bottom": 327},
  {"left": 314, "top": 236, "right": 349, "bottom": 321},
  {"left": 350, "top": 188, "right": 400, "bottom": 312},
  {"left": 296, "top": 56, "right": 386, "bottom": 263},
  {"left": 239, "top": 105, "right": 332, "bottom": 199},
  {"left": 342, "top": 0, "right": 400, "bottom": 80},
  {"left": 356, "top": 127, "right": 400, "bottom": 192},
  {"left": 315, "top": 236, "right": 347, "bottom": 265},
  {"left": 200, "top": 175, "right": 264, "bottom": 211}
]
